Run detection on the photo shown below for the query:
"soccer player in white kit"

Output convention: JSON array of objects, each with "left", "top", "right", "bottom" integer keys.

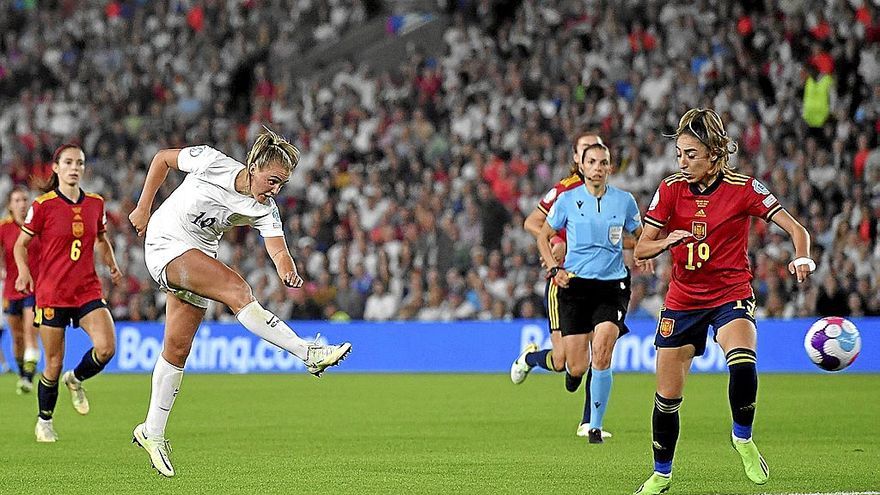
[{"left": 127, "top": 128, "right": 351, "bottom": 477}]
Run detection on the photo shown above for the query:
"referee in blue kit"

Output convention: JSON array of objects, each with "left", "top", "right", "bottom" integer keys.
[{"left": 537, "top": 143, "right": 648, "bottom": 443}]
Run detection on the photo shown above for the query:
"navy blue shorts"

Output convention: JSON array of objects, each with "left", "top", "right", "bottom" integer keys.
[
  {"left": 654, "top": 297, "right": 757, "bottom": 356},
  {"left": 3, "top": 295, "right": 36, "bottom": 316},
  {"left": 35, "top": 299, "right": 107, "bottom": 329}
]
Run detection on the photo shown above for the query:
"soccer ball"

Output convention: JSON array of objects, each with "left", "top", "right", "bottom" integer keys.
[{"left": 804, "top": 317, "right": 861, "bottom": 372}]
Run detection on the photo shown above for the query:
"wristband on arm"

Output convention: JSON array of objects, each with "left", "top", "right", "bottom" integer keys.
[{"left": 792, "top": 257, "right": 816, "bottom": 272}]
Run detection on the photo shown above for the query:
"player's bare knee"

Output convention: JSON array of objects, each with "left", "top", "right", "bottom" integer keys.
[
  {"left": 224, "top": 283, "right": 255, "bottom": 313},
  {"left": 164, "top": 340, "right": 192, "bottom": 365},
  {"left": 592, "top": 347, "right": 613, "bottom": 370},
  {"left": 568, "top": 362, "right": 588, "bottom": 377},
  {"left": 551, "top": 356, "right": 567, "bottom": 372},
  {"left": 95, "top": 346, "right": 115, "bottom": 363},
  {"left": 43, "top": 357, "right": 63, "bottom": 378}
]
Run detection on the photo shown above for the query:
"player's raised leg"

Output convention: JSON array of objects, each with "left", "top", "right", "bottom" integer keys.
[
  {"left": 717, "top": 318, "right": 768, "bottom": 485},
  {"left": 511, "top": 291, "right": 567, "bottom": 384},
  {"left": 166, "top": 250, "right": 350, "bottom": 375},
  {"left": 510, "top": 342, "right": 539, "bottom": 384}
]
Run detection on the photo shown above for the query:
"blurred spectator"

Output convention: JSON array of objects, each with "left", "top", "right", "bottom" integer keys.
[
  {"left": 363, "top": 280, "right": 398, "bottom": 321},
  {"left": 1, "top": 1, "right": 877, "bottom": 322},
  {"left": 816, "top": 276, "right": 849, "bottom": 317}
]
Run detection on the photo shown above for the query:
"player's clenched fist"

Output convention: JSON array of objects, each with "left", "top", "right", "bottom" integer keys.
[
  {"left": 129, "top": 206, "right": 150, "bottom": 236},
  {"left": 109, "top": 265, "right": 125, "bottom": 285},
  {"left": 281, "top": 270, "right": 303, "bottom": 288}
]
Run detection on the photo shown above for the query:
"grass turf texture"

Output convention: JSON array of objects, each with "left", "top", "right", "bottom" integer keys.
[{"left": 0, "top": 373, "right": 877, "bottom": 494}]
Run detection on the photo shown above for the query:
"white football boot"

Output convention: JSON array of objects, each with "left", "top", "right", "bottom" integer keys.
[
  {"left": 304, "top": 335, "right": 352, "bottom": 376},
  {"left": 35, "top": 418, "right": 58, "bottom": 443},
  {"left": 62, "top": 371, "right": 90, "bottom": 415},
  {"left": 510, "top": 343, "right": 539, "bottom": 384},
  {"left": 132, "top": 423, "right": 175, "bottom": 477}
]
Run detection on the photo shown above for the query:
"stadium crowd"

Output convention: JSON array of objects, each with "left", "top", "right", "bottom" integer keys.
[{"left": 0, "top": 0, "right": 879, "bottom": 323}]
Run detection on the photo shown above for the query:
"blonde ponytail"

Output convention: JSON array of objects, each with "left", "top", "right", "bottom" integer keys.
[{"left": 246, "top": 126, "right": 300, "bottom": 172}]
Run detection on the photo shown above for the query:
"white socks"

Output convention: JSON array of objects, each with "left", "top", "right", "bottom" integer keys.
[
  {"left": 235, "top": 301, "right": 308, "bottom": 360},
  {"left": 24, "top": 347, "right": 40, "bottom": 363},
  {"left": 145, "top": 356, "right": 184, "bottom": 438}
]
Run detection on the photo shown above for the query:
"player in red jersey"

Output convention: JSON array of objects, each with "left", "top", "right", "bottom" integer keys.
[
  {"left": 14, "top": 144, "right": 123, "bottom": 443},
  {"left": 0, "top": 186, "right": 42, "bottom": 394},
  {"left": 633, "top": 109, "right": 814, "bottom": 494}
]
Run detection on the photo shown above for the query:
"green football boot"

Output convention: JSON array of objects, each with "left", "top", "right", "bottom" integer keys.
[
  {"left": 731, "top": 435, "right": 769, "bottom": 484},
  {"left": 634, "top": 473, "right": 671, "bottom": 494}
]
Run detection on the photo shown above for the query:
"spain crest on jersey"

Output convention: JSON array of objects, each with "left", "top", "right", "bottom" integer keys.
[
  {"left": 692, "top": 221, "right": 707, "bottom": 241},
  {"left": 659, "top": 318, "right": 675, "bottom": 337},
  {"left": 72, "top": 222, "right": 84, "bottom": 238}
]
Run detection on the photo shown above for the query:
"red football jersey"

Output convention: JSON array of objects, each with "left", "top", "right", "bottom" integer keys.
[
  {"left": 536, "top": 174, "right": 584, "bottom": 242},
  {"left": 0, "top": 217, "right": 40, "bottom": 301},
  {"left": 21, "top": 189, "right": 107, "bottom": 308},
  {"left": 644, "top": 172, "right": 784, "bottom": 310}
]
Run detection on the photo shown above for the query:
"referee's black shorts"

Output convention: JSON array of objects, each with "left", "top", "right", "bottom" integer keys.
[{"left": 556, "top": 275, "right": 631, "bottom": 337}]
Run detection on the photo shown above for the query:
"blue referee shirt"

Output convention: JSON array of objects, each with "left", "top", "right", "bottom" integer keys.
[{"left": 546, "top": 184, "right": 641, "bottom": 280}]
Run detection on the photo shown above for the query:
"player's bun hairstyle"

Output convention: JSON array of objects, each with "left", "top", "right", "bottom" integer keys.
[
  {"left": 35, "top": 143, "right": 83, "bottom": 192},
  {"left": 6, "top": 185, "right": 29, "bottom": 216},
  {"left": 569, "top": 131, "right": 604, "bottom": 176},
  {"left": 246, "top": 126, "right": 300, "bottom": 173},
  {"left": 668, "top": 108, "right": 738, "bottom": 174}
]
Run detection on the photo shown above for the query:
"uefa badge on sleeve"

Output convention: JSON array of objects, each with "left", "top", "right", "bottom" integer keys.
[{"left": 659, "top": 318, "right": 675, "bottom": 337}]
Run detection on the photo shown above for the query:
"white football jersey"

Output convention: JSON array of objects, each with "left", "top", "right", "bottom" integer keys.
[{"left": 146, "top": 145, "right": 284, "bottom": 257}]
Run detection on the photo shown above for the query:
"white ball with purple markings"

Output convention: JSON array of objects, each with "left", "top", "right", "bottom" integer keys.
[{"left": 804, "top": 317, "right": 861, "bottom": 372}]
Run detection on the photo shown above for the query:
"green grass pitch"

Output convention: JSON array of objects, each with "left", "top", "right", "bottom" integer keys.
[{"left": 0, "top": 373, "right": 877, "bottom": 494}]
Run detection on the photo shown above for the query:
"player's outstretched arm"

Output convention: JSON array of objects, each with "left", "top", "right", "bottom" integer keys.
[
  {"left": 129, "top": 149, "right": 182, "bottom": 236},
  {"left": 771, "top": 209, "right": 814, "bottom": 283},
  {"left": 265, "top": 236, "right": 303, "bottom": 288},
  {"left": 634, "top": 224, "right": 693, "bottom": 261},
  {"left": 13, "top": 231, "right": 34, "bottom": 293},
  {"left": 96, "top": 231, "right": 124, "bottom": 285}
]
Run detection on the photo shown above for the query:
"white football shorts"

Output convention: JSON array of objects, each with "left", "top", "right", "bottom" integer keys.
[{"left": 145, "top": 231, "right": 213, "bottom": 309}]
